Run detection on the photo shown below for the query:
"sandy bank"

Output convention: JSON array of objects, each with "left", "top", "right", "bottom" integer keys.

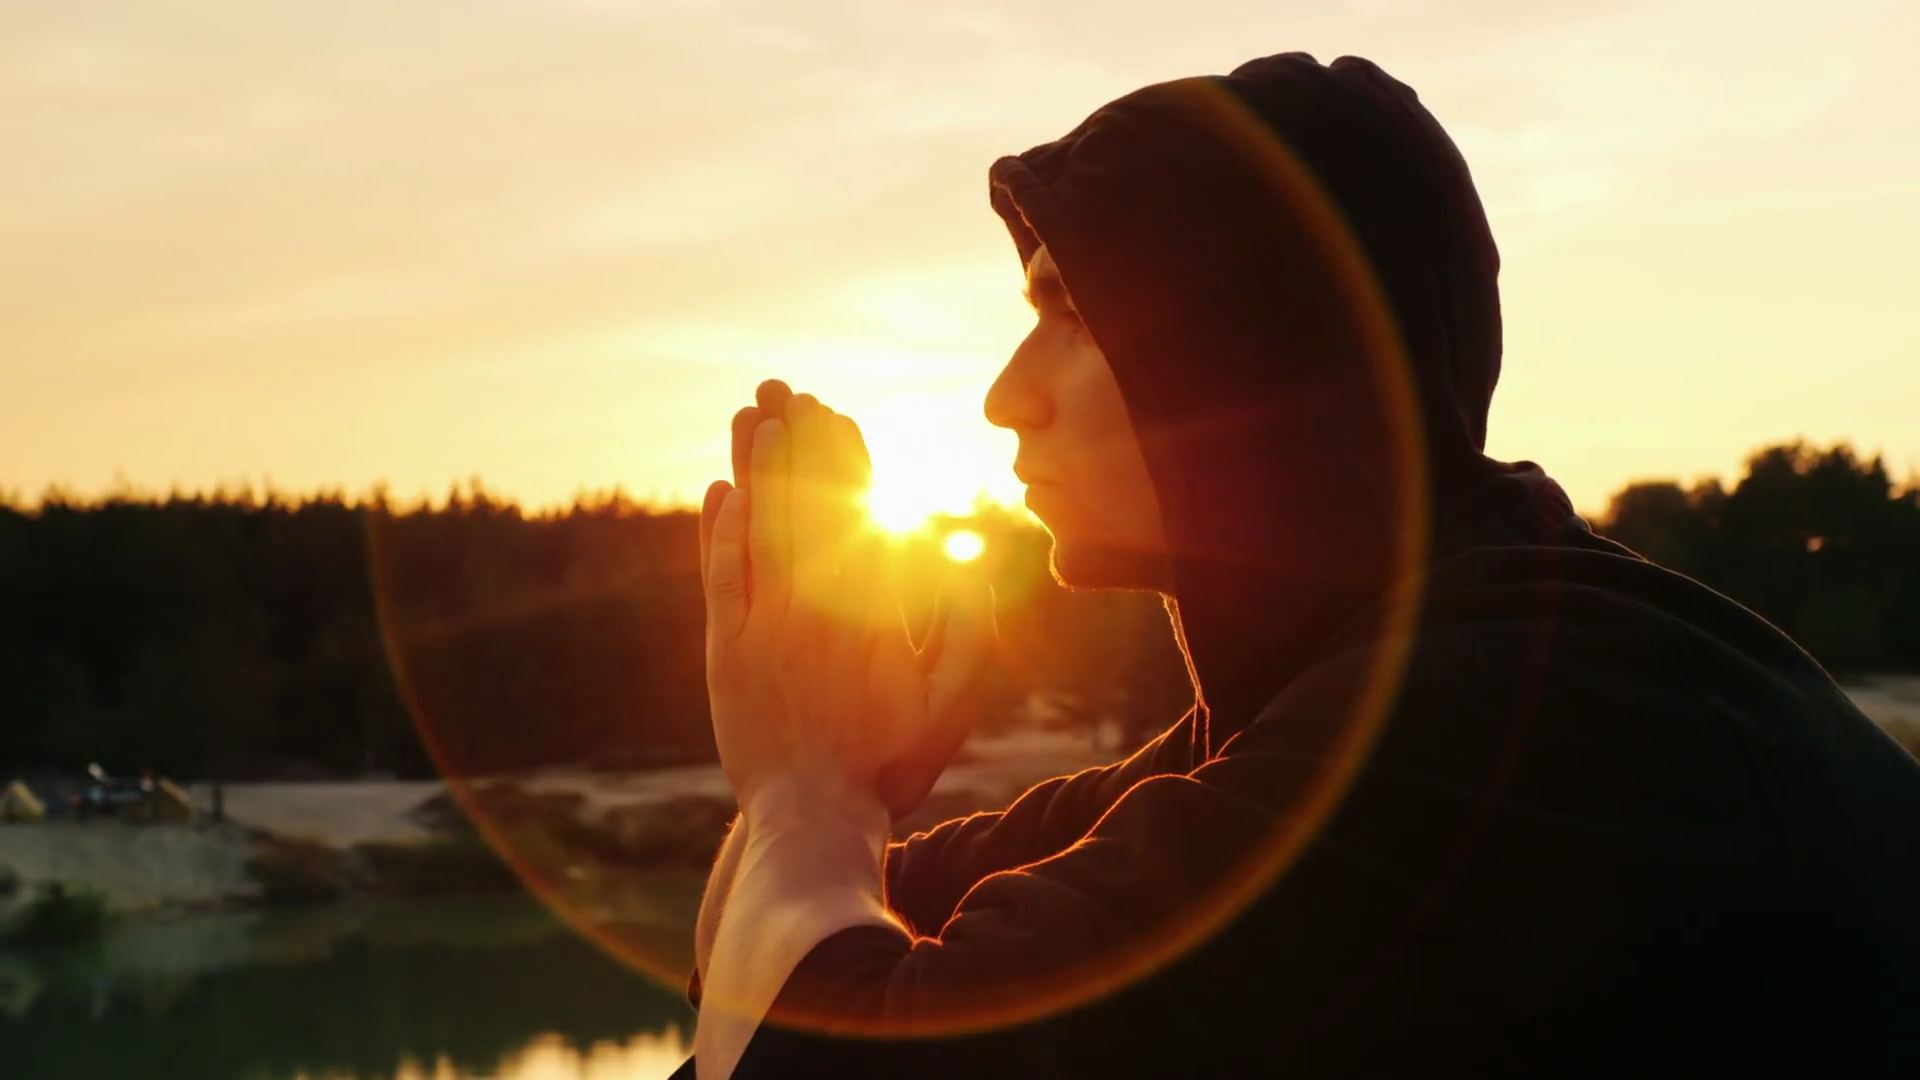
[
  {"left": 175, "top": 728, "right": 1113, "bottom": 849},
  {"left": 0, "top": 730, "right": 1113, "bottom": 919},
  {"left": 2, "top": 692, "right": 1911, "bottom": 923},
  {"left": 1844, "top": 675, "right": 1920, "bottom": 753}
]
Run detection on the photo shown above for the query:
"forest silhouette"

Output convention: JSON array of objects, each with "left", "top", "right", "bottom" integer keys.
[{"left": 3, "top": 438, "right": 1914, "bottom": 784}]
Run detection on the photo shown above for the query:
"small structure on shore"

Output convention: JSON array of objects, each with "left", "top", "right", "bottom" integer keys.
[
  {"left": 123, "top": 779, "right": 195, "bottom": 823},
  {"left": 1, "top": 782, "right": 46, "bottom": 823}
]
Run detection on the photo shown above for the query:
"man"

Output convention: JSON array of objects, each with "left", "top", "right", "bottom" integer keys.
[{"left": 680, "top": 53, "right": 1920, "bottom": 1078}]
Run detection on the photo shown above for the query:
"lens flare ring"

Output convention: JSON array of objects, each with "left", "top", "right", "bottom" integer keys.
[
  {"left": 768, "top": 79, "right": 1432, "bottom": 1040},
  {"left": 366, "top": 77, "right": 1431, "bottom": 1043}
]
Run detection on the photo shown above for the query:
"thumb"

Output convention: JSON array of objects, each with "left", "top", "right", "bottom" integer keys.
[
  {"left": 704, "top": 486, "right": 751, "bottom": 643},
  {"left": 877, "top": 572, "right": 995, "bottom": 819},
  {"left": 926, "top": 571, "right": 995, "bottom": 726}
]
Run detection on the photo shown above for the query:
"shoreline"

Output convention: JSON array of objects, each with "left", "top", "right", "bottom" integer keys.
[
  {"left": 4, "top": 686, "right": 1913, "bottom": 931},
  {"left": 1, "top": 729, "right": 1114, "bottom": 933}
]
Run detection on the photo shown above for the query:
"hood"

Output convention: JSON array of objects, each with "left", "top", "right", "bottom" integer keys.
[{"left": 987, "top": 52, "right": 1585, "bottom": 754}]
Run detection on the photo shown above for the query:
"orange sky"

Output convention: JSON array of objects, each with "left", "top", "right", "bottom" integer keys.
[{"left": 4, "top": 0, "right": 1917, "bottom": 522}]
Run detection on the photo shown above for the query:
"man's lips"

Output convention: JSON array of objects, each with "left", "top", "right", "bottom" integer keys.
[
  {"left": 1023, "top": 480, "right": 1063, "bottom": 516},
  {"left": 1013, "top": 463, "right": 1059, "bottom": 487}
]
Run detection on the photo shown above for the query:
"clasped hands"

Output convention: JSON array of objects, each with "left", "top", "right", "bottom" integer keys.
[{"left": 697, "top": 381, "right": 994, "bottom": 824}]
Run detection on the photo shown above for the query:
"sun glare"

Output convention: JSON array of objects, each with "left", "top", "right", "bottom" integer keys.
[
  {"left": 942, "top": 529, "right": 985, "bottom": 562},
  {"left": 863, "top": 486, "right": 938, "bottom": 534},
  {"left": 850, "top": 391, "right": 1025, "bottom": 535}
]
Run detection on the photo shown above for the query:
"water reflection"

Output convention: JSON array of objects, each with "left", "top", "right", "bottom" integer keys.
[
  {"left": 1, "top": 897, "right": 694, "bottom": 1080},
  {"left": 303, "top": 1032, "right": 691, "bottom": 1080}
]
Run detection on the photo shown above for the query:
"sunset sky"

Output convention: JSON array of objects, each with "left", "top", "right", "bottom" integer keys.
[{"left": 5, "top": 0, "right": 1916, "bottom": 525}]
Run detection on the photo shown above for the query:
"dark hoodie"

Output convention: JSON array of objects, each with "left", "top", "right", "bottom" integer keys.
[{"left": 704, "top": 53, "right": 1920, "bottom": 1077}]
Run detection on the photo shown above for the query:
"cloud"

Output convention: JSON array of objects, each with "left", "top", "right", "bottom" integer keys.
[
  {"left": 10, "top": 39, "right": 138, "bottom": 93},
  {"left": 1426, "top": 0, "right": 1893, "bottom": 227}
]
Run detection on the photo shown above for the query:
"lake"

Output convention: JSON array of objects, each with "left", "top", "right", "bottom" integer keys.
[{"left": 0, "top": 897, "right": 695, "bottom": 1080}]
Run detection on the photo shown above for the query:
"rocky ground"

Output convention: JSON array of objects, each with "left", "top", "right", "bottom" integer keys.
[{"left": 0, "top": 820, "right": 261, "bottom": 916}]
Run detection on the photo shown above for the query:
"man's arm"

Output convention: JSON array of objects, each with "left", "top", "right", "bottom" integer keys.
[
  {"left": 694, "top": 777, "right": 897, "bottom": 1080},
  {"left": 693, "top": 813, "right": 747, "bottom": 992},
  {"left": 690, "top": 696, "right": 1284, "bottom": 1080},
  {"left": 714, "top": 744, "right": 1309, "bottom": 1079},
  {"left": 693, "top": 709, "right": 1192, "bottom": 1012},
  {"left": 884, "top": 708, "right": 1199, "bottom": 936}
]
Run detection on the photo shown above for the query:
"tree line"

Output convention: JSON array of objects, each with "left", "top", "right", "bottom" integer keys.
[
  {"left": 2, "top": 438, "right": 1913, "bottom": 782},
  {"left": 0, "top": 483, "right": 1189, "bottom": 781},
  {"left": 1601, "top": 441, "right": 1920, "bottom": 676}
]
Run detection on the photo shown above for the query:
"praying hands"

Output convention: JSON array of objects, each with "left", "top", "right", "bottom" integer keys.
[{"left": 690, "top": 381, "right": 993, "bottom": 1079}]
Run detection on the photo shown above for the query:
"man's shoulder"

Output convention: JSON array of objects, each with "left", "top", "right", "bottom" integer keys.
[
  {"left": 1404, "top": 540, "right": 1821, "bottom": 686},
  {"left": 1230, "top": 542, "right": 1840, "bottom": 771}
]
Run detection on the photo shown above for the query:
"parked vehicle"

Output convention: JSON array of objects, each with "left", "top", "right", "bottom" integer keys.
[{"left": 70, "top": 764, "right": 148, "bottom": 819}]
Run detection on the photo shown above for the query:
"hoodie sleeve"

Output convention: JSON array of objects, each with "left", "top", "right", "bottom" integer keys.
[
  {"left": 682, "top": 711, "right": 1199, "bottom": 1011},
  {"left": 731, "top": 740, "right": 1329, "bottom": 1078},
  {"left": 721, "top": 656, "right": 1397, "bottom": 1078},
  {"left": 882, "top": 710, "right": 1198, "bottom": 937}
]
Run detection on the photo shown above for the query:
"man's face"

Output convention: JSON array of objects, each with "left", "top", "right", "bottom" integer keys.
[{"left": 985, "top": 245, "right": 1169, "bottom": 591}]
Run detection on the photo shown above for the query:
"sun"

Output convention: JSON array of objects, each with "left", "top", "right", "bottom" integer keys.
[{"left": 941, "top": 529, "right": 985, "bottom": 562}]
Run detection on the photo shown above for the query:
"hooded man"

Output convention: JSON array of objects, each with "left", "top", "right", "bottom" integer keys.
[{"left": 681, "top": 52, "right": 1920, "bottom": 1079}]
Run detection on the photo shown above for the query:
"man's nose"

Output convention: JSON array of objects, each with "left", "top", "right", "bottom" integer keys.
[{"left": 984, "top": 335, "right": 1052, "bottom": 433}]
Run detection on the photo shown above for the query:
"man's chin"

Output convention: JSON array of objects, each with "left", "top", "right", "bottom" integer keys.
[{"left": 1048, "top": 536, "right": 1168, "bottom": 593}]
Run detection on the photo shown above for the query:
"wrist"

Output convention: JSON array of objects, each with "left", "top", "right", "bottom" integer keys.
[{"left": 742, "top": 770, "right": 890, "bottom": 853}]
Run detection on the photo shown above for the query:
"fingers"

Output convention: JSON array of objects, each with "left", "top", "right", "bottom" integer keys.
[
  {"left": 730, "top": 407, "right": 763, "bottom": 492},
  {"left": 842, "top": 526, "right": 899, "bottom": 639},
  {"left": 730, "top": 376, "right": 792, "bottom": 490},
  {"left": 788, "top": 397, "right": 877, "bottom": 630},
  {"left": 704, "top": 487, "right": 751, "bottom": 641},
  {"left": 786, "top": 395, "right": 840, "bottom": 608},
  {"left": 832, "top": 413, "right": 872, "bottom": 494},
  {"left": 699, "top": 479, "right": 733, "bottom": 591},
  {"left": 734, "top": 386, "right": 862, "bottom": 627},
  {"left": 755, "top": 379, "right": 793, "bottom": 416},
  {"left": 831, "top": 417, "right": 875, "bottom": 628},
  {"left": 876, "top": 574, "right": 994, "bottom": 819},
  {"left": 827, "top": 412, "right": 890, "bottom": 635},
  {"left": 926, "top": 571, "right": 996, "bottom": 725},
  {"left": 747, "top": 418, "right": 792, "bottom": 617}
]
